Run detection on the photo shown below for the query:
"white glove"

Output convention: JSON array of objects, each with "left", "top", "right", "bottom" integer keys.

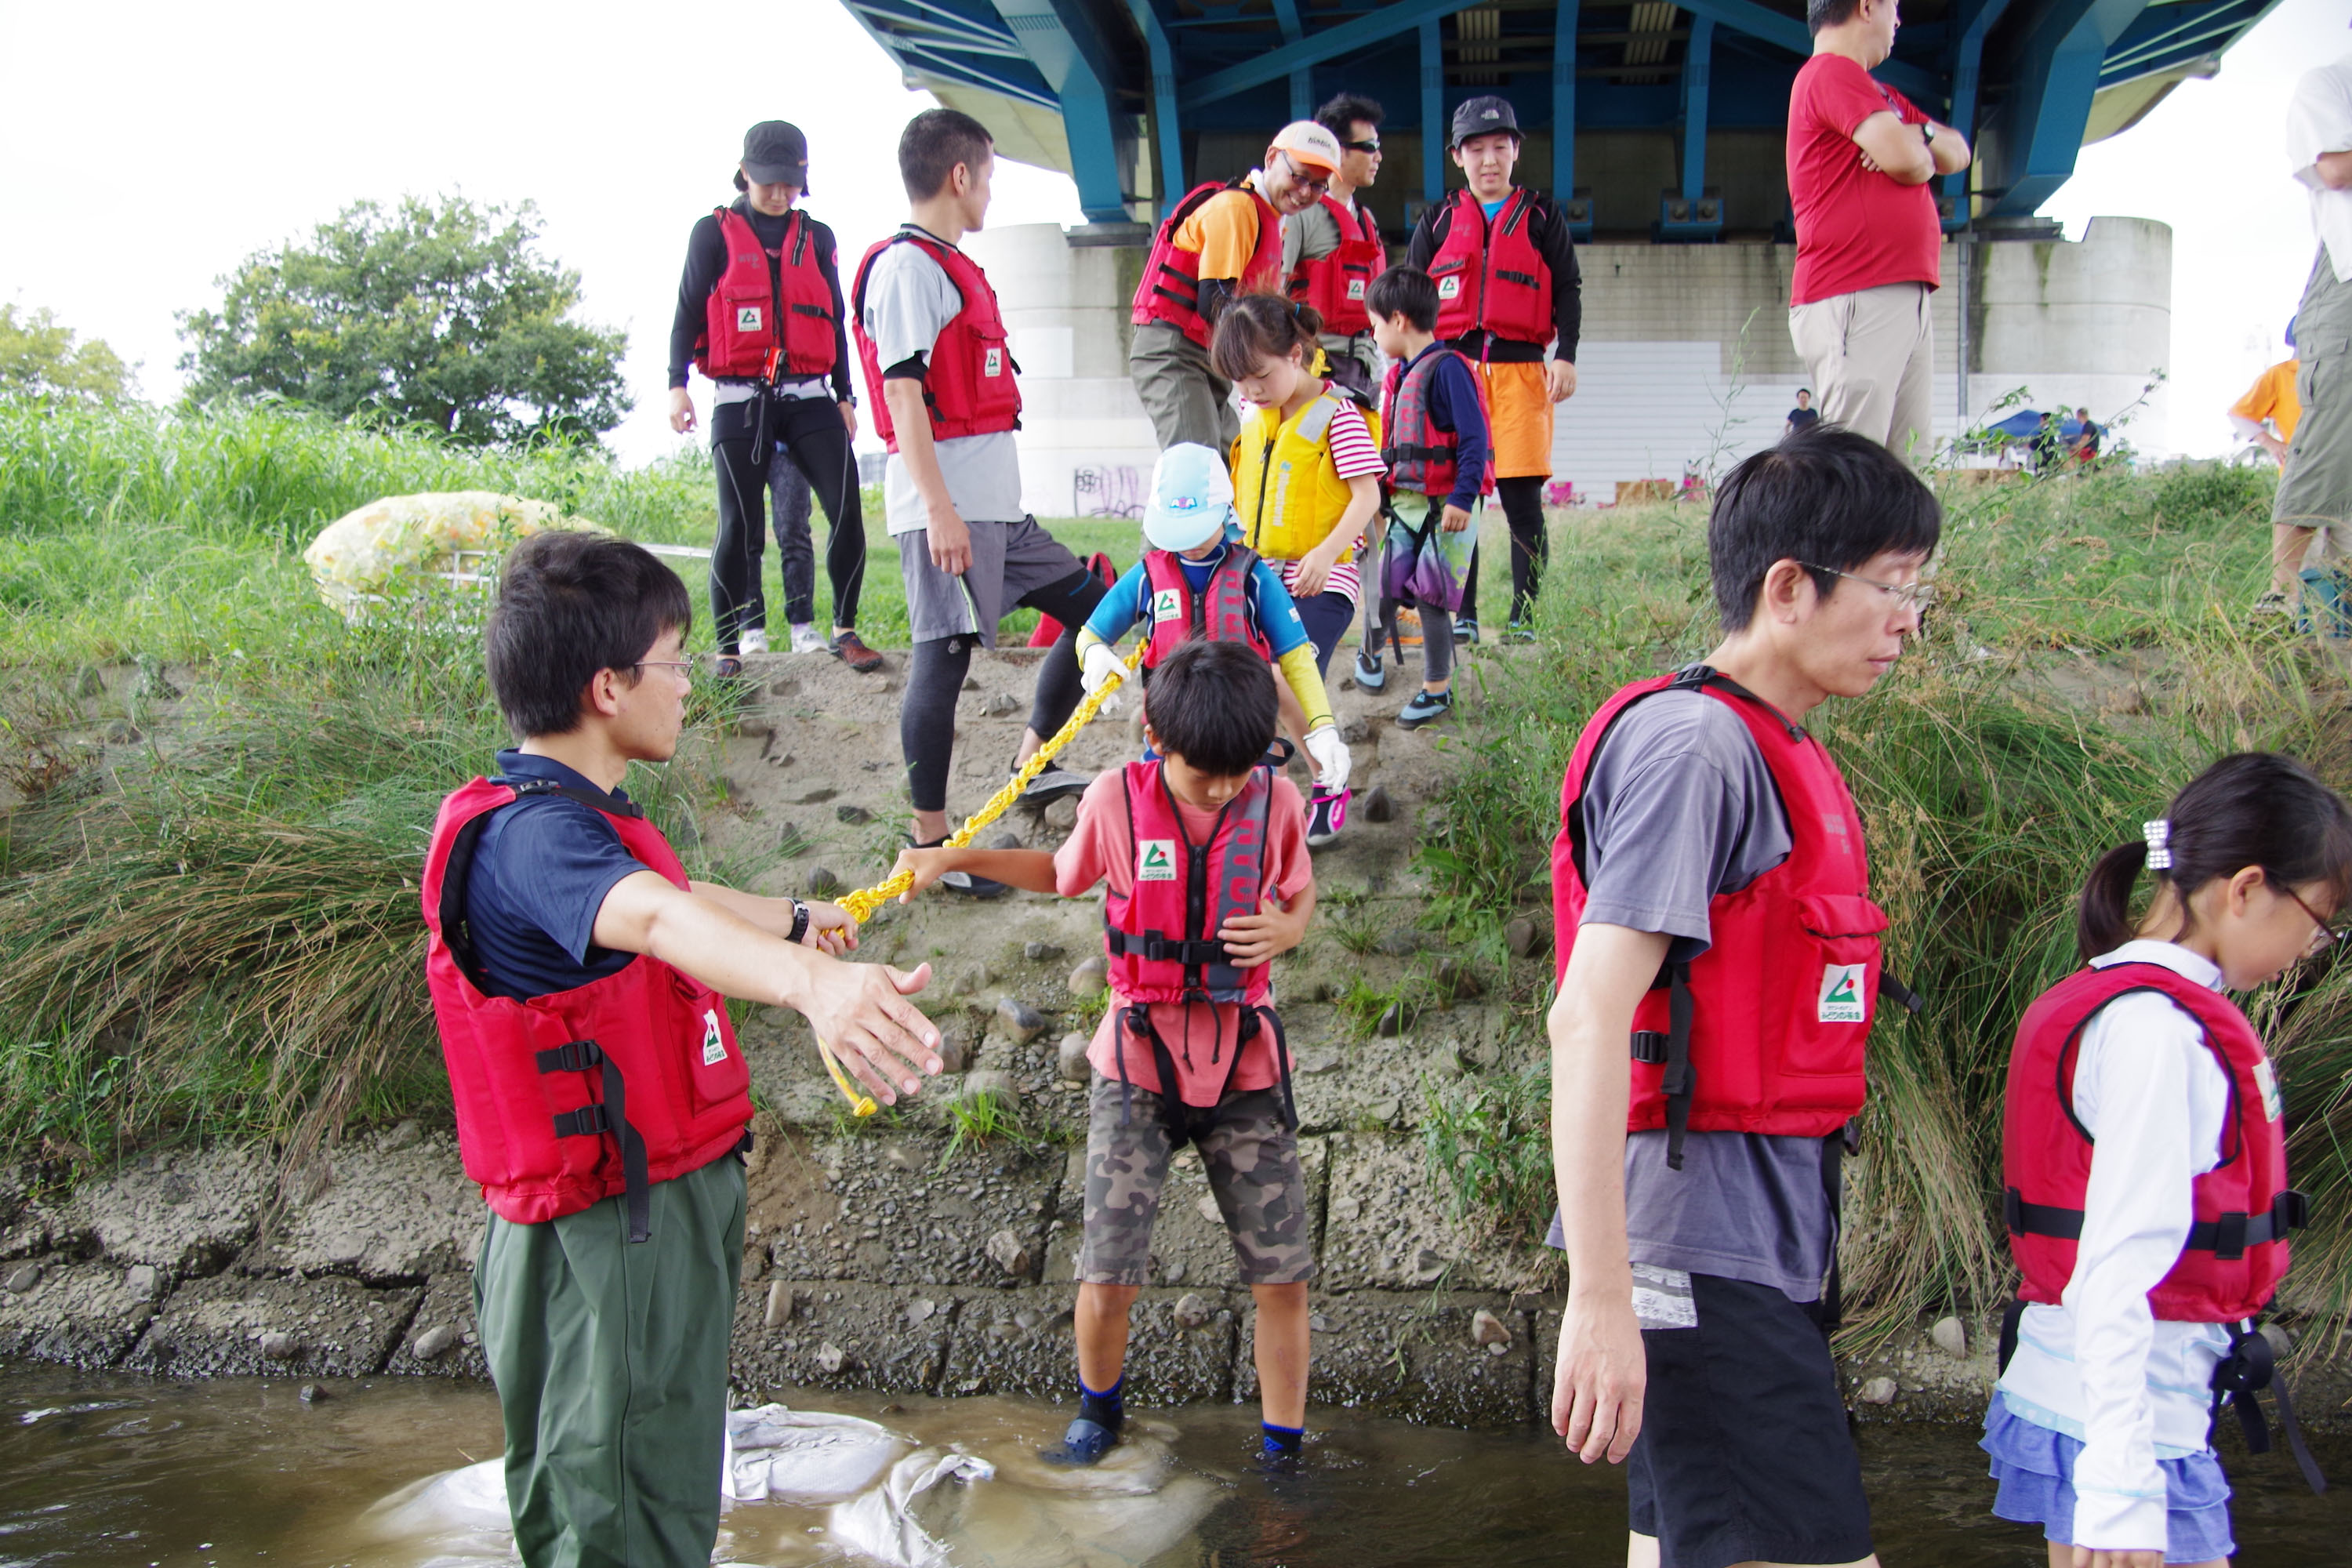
[
  {"left": 1305, "top": 724, "right": 1351, "bottom": 793},
  {"left": 1080, "top": 641, "right": 1127, "bottom": 695}
]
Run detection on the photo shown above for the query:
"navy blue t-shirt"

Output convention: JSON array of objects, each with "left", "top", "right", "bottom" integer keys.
[{"left": 462, "top": 750, "right": 654, "bottom": 1001}]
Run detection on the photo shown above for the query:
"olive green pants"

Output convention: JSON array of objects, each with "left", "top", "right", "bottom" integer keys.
[{"left": 474, "top": 1153, "right": 746, "bottom": 1568}]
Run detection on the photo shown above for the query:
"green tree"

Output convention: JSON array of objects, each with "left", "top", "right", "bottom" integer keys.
[
  {"left": 178, "top": 194, "right": 629, "bottom": 446},
  {"left": 0, "top": 304, "right": 136, "bottom": 404}
]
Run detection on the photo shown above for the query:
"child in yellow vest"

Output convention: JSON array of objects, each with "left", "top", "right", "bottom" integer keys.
[{"left": 1210, "top": 292, "right": 1385, "bottom": 846}]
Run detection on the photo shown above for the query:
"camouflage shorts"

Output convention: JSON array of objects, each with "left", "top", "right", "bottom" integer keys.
[{"left": 1078, "top": 1073, "right": 1314, "bottom": 1286}]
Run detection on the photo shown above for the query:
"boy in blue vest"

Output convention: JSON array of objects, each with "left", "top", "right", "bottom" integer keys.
[
  {"left": 892, "top": 639, "right": 1319, "bottom": 1469},
  {"left": 1355, "top": 265, "right": 1491, "bottom": 729},
  {"left": 1073, "top": 442, "right": 1349, "bottom": 794}
]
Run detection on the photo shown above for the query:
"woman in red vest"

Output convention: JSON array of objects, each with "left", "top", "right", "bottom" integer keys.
[
  {"left": 667, "top": 122, "right": 881, "bottom": 677},
  {"left": 1991, "top": 753, "right": 2350, "bottom": 1566}
]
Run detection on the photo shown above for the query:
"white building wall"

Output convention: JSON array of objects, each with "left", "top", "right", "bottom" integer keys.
[{"left": 943, "top": 216, "right": 2171, "bottom": 518}]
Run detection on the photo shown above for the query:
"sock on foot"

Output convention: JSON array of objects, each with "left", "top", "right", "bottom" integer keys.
[
  {"left": 1080, "top": 1376, "right": 1125, "bottom": 1433},
  {"left": 1261, "top": 1421, "right": 1303, "bottom": 1457}
]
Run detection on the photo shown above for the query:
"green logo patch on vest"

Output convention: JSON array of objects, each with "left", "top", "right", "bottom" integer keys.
[
  {"left": 1150, "top": 587, "right": 1182, "bottom": 626},
  {"left": 736, "top": 306, "right": 763, "bottom": 332},
  {"left": 983, "top": 347, "right": 1004, "bottom": 376},
  {"left": 1817, "top": 964, "right": 1867, "bottom": 1024},
  {"left": 1137, "top": 839, "right": 1177, "bottom": 882},
  {"left": 1346, "top": 278, "right": 1367, "bottom": 300},
  {"left": 701, "top": 1007, "right": 729, "bottom": 1067},
  {"left": 1436, "top": 276, "right": 1461, "bottom": 300}
]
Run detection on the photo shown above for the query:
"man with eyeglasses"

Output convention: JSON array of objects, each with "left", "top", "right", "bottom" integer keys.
[
  {"left": 1130, "top": 121, "right": 1345, "bottom": 451},
  {"left": 1284, "top": 94, "right": 1389, "bottom": 399},
  {"left": 1545, "top": 428, "right": 1940, "bottom": 1568}
]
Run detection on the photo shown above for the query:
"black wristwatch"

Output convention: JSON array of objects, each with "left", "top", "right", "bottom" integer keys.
[
  {"left": 1921, "top": 122, "right": 1937, "bottom": 147},
  {"left": 788, "top": 899, "right": 811, "bottom": 944}
]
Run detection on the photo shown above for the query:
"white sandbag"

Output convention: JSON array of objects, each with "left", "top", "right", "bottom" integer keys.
[
  {"left": 358, "top": 1457, "right": 514, "bottom": 1565},
  {"left": 721, "top": 1403, "right": 903, "bottom": 1504},
  {"left": 827, "top": 1447, "right": 997, "bottom": 1568}
]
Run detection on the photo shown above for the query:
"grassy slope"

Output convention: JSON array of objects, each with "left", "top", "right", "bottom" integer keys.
[{"left": 1424, "top": 457, "right": 2352, "bottom": 1336}]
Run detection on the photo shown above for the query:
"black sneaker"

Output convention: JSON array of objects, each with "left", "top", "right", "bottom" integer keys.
[
  {"left": 1396, "top": 688, "right": 1452, "bottom": 728},
  {"left": 903, "top": 833, "right": 1007, "bottom": 899},
  {"left": 1453, "top": 618, "right": 1479, "bottom": 645},
  {"left": 1352, "top": 646, "right": 1387, "bottom": 692},
  {"left": 1016, "top": 759, "right": 1091, "bottom": 803}
]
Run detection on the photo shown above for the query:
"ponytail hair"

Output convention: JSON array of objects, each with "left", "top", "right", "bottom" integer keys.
[
  {"left": 2077, "top": 751, "right": 2352, "bottom": 958},
  {"left": 1209, "top": 292, "right": 1324, "bottom": 383}
]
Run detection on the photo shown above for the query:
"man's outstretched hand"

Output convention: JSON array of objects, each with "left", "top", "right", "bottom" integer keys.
[{"left": 804, "top": 958, "right": 942, "bottom": 1105}]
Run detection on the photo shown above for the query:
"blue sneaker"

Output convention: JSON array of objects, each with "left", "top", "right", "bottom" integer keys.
[
  {"left": 1397, "top": 689, "right": 1452, "bottom": 729},
  {"left": 1352, "top": 645, "right": 1386, "bottom": 692},
  {"left": 1042, "top": 1416, "right": 1120, "bottom": 1466}
]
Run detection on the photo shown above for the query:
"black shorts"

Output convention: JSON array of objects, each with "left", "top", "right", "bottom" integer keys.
[{"left": 1628, "top": 1272, "right": 1873, "bottom": 1568}]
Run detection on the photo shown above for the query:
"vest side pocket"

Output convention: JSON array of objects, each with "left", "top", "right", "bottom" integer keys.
[{"left": 1773, "top": 891, "right": 1888, "bottom": 1083}]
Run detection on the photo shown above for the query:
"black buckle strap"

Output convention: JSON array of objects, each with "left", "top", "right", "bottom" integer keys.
[
  {"left": 1630, "top": 1031, "right": 1670, "bottom": 1065},
  {"left": 536, "top": 1039, "right": 604, "bottom": 1074},
  {"left": 2009, "top": 1186, "right": 2312, "bottom": 1255},
  {"left": 546, "top": 1050, "right": 651, "bottom": 1244},
  {"left": 1881, "top": 974, "right": 1926, "bottom": 1014},
  {"left": 2212, "top": 1323, "right": 2328, "bottom": 1494},
  {"left": 1104, "top": 927, "right": 1225, "bottom": 967},
  {"left": 1661, "top": 964, "right": 1694, "bottom": 1170}
]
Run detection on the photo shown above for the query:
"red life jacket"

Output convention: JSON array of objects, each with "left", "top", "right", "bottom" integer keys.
[
  {"left": 694, "top": 207, "right": 838, "bottom": 381},
  {"left": 1287, "top": 194, "right": 1385, "bottom": 337},
  {"left": 421, "top": 776, "right": 753, "bottom": 1238},
  {"left": 1380, "top": 344, "right": 1491, "bottom": 499},
  {"left": 2003, "top": 962, "right": 2306, "bottom": 1321},
  {"left": 851, "top": 228, "right": 1022, "bottom": 450},
  {"left": 1552, "top": 669, "right": 1886, "bottom": 1165},
  {"left": 1131, "top": 179, "right": 1284, "bottom": 349},
  {"left": 1428, "top": 187, "right": 1555, "bottom": 349},
  {"left": 1101, "top": 760, "right": 1296, "bottom": 1136},
  {"left": 1140, "top": 545, "right": 1272, "bottom": 670}
]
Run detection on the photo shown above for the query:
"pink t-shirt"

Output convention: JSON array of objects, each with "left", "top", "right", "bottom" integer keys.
[{"left": 1054, "top": 765, "right": 1312, "bottom": 1100}]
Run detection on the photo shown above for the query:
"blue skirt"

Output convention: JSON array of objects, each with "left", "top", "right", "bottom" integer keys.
[{"left": 1980, "top": 1394, "right": 2235, "bottom": 1564}]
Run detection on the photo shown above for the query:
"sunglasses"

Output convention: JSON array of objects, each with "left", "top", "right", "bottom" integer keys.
[{"left": 1341, "top": 137, "right": 1381, "bottom": 153}]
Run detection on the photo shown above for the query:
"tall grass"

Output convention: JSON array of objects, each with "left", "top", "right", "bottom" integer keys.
[{"left": 1426, "top": 459, "right": 2352, "bottom": 1338}]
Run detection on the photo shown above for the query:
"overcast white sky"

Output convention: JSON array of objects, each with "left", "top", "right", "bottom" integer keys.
[{"left": 0, "top": 0, "right": 2342, "bottom": 463}]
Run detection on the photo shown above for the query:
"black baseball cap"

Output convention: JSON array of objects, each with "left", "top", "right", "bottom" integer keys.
[
  {"left": 742, "top": 121, "right": 809, "bottom": 187},
  {"left": 1450, "top": 95, "right": 1521, "bottom": 147}
]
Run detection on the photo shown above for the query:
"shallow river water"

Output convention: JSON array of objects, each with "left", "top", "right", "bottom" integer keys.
[{"left": 2, "top": 1367, "right": 2346, "bottom": 1566}]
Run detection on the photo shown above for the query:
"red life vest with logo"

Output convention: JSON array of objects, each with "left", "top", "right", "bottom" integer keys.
[
  {"left": 1101, "top": 760, "right": 1297, "bottom": 1132},
  {"left": 2002, "top": 962, "right": 2305, "bottom": 1321},
  {"left": 421, "top": 777, "right": 753, "bottom": 1237},
  {"left": 695, "top": 207, "right": 838, "bottom": 381},
  {"left": 1140, "top": 546, "right": 1272, "bottom": 670},
  {"left": 1552, "top": 670, "right": 1885, "bottom": 1163},
  {"left": 851, "top": 228, "right": 1022, "bottom": 449},
  {"left": 1380, "top": 345, "right": 1491, "bottom": 499},
  {"left": 1428, "top": 187, "right": 1555, "bottom": 349},
  {"left": 1131, "top": 180, "right": 1285, "bottom": 348},
  {"left": 1287, "top": 194, "right": 1385, "bottom": 337}
]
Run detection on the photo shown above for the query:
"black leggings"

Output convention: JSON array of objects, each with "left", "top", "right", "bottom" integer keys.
[
  {"left": 1458, "top": 475, "right": 1548, "bottom": 626},
  {"left": 900, "top": 567, "right": 1107, "bottom": 815},
  {"left": 710, "top": 394, "right": 866, "bottom": 652}
]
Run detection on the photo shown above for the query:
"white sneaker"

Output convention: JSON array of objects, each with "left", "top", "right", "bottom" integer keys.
[
  {"left": 738, "top": 627, "right": 769, "bottom": 655},
  {"left": 789, "top": 623, "right": 828, "bottom": 654}
]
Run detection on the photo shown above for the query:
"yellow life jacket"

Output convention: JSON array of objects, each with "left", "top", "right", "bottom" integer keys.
[{"left": 1231, "top": 387, "right": 1381, "bottom": 564}]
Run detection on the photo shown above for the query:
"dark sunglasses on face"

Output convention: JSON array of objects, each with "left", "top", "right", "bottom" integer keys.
[{"left": 1342, "top": 137, "right": 1381, "bottom": 153}]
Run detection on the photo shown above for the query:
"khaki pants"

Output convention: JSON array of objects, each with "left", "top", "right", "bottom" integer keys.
[
  {"left": 1788, "top": 281, "right": 1935, "bottom": 463},
  {"left": 1130, "top": 322, "right": 1238, "bottom": 452},
  {"left": 2278, "top": 246, "right": 2352, "bottom": 535}
]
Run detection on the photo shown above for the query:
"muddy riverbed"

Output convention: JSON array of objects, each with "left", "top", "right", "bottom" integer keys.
[{"left": 4, "top": 1367, "right": 2347, "bottom": 1566}]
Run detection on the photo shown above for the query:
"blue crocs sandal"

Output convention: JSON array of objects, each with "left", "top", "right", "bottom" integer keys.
[{"left": 1042, "top": 1416, "right": 1120, "bottom": 1466}]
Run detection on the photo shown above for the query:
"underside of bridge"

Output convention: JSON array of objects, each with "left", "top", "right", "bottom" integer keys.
[{"left": 837, "top": 0, "right": 2280, "bottom": 240}]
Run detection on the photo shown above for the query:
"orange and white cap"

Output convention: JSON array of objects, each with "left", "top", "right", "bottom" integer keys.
[{"left": 1268, "top": 120, "right": 1342, "bottom": 176}]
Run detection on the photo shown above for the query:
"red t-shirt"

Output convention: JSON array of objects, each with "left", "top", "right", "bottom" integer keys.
[
  {"left": 1056, "top": 768, "right": 1312, "bottom": 1098},
  {"left": 1786, "top": 53, "right": 1941, "bottom": 307}
]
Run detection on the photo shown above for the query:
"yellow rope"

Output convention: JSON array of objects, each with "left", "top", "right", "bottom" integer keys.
[{"left": 814, "top": 641, "right": 1146, "bottom": 1115}]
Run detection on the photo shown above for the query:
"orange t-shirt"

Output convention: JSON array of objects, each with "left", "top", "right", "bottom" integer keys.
[
  {"left": 1174, "top": 180, "right": 1277, "bottom": 288},
  {"left": 2230, "top": 359, "right": 2302, "bottom": 443},
  {"left": 1054, "top": 765, "right": 1312, "bottom": 1098}
]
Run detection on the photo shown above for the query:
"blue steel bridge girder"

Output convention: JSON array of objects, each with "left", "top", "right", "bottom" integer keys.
[
  {"left": 988, "top": 0, "right": 1137, "bottom": 221},
  {"left": 1980, "top": 0, "right": 2150, "bottom": 217}
]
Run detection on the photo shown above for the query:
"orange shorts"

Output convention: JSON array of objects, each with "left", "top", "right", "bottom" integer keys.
[{"left": 1476, "top": 359, "right": 1555, "bottom": 479}]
